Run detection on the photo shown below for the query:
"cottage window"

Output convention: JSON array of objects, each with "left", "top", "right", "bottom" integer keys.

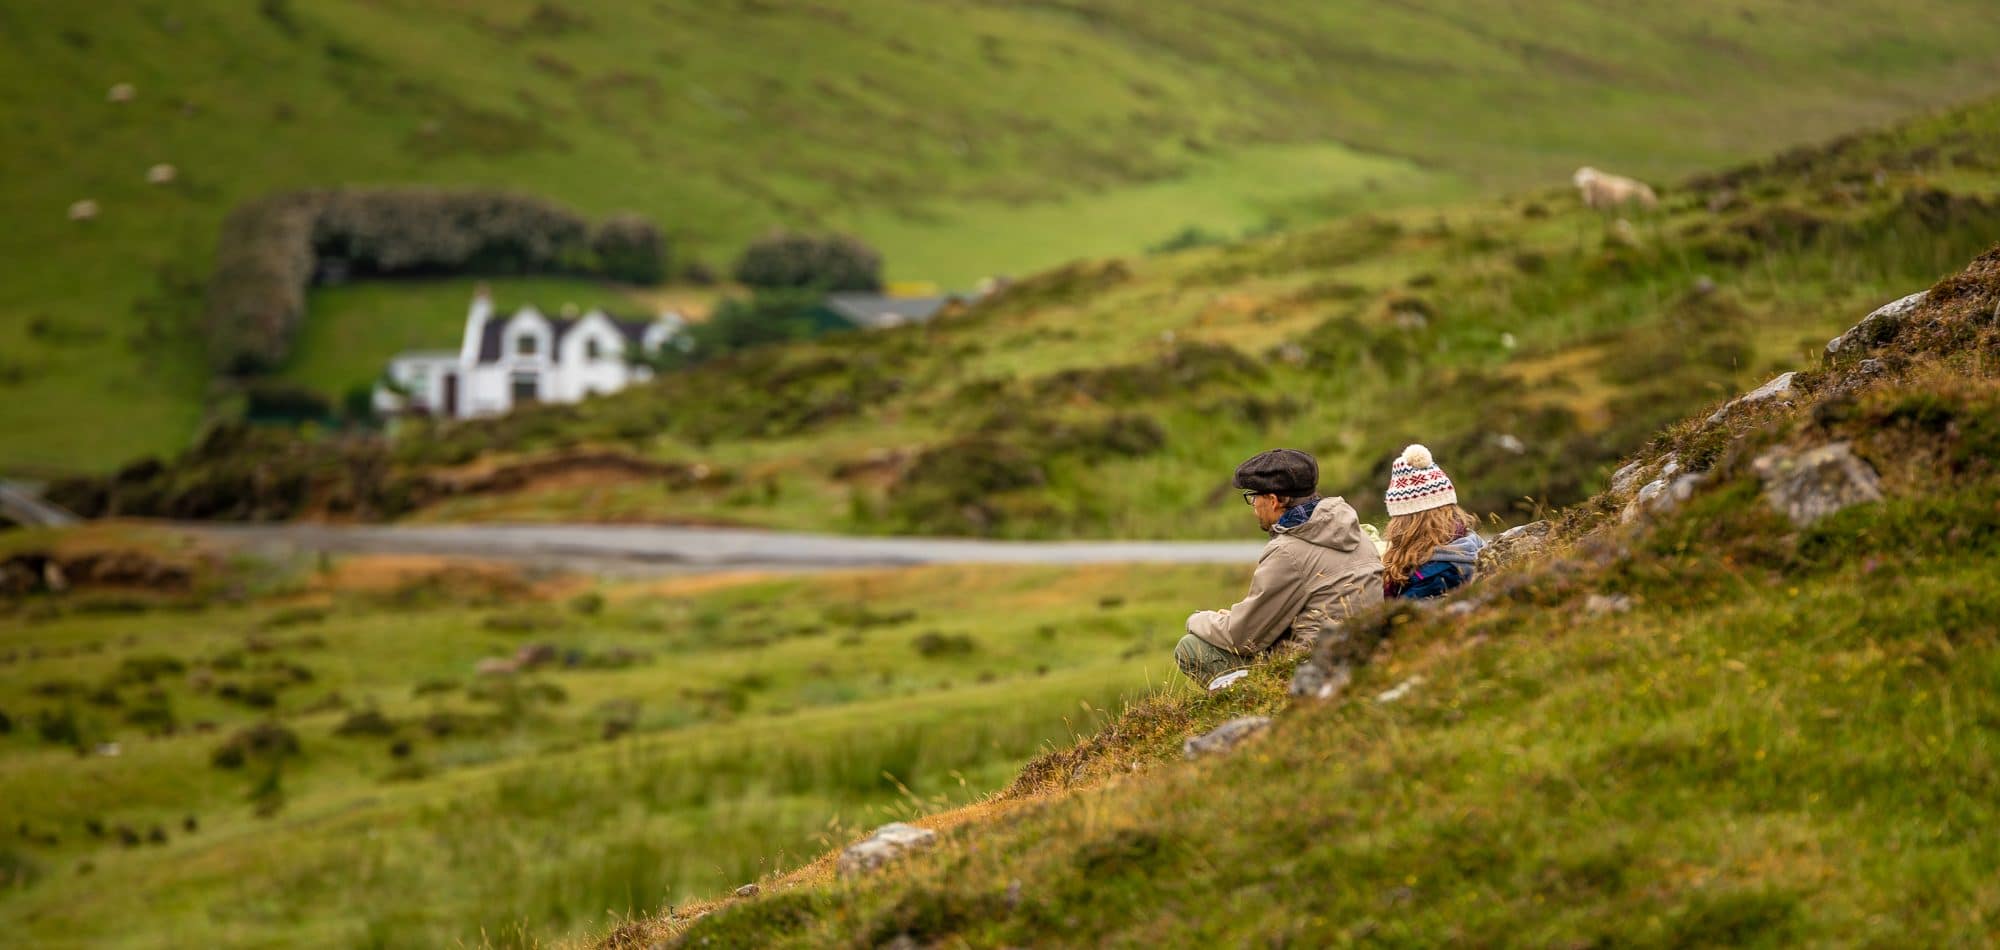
[
  {"left": 516, "top": 334, "right": 538, "bottom": 356},
  {"left": 585, "top": 338, "right": 602, "bottom": 361}
]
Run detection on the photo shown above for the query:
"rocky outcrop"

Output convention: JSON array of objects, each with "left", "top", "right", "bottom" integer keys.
[
  {"left": 1705, "top": 372, "right": 1798, "bottom": 426},
  {"left": 838, "top": 823, "right": 937, "bottom": 876},
  {"left": 1752, "top": 441, "right": 1883, "bottom": 526},
  {"left": 1826, "top": 291, "right": 1928, "bottom": 360},
  {"left": 1477, "top": 520, "right": 1551, "bottom": 575},
  {"left": 1182, "top": 716, "right": 1273, "bottom": 759}
]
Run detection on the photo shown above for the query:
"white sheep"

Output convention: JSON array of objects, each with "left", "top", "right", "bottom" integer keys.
[
  {"left": 1573, "top": 167, "right": 1659, "bottom": 211},
  {"left": 107, "top": 83, "right": 135, "bottom": 103},
  {"left": 68, "top": 199, "right": 99, "bottom": 221},
  {"left": 146, "top": 163, "right": 177, "bottom": 185}
]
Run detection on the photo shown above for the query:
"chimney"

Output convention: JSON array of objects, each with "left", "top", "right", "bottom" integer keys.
[{"left": 460, "top": 285, "right": 494, "bottom": 364}]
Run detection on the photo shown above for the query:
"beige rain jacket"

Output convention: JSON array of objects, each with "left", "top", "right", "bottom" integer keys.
[{"left": 1186, "top": 497, "right": 1385, "bottom": 655}]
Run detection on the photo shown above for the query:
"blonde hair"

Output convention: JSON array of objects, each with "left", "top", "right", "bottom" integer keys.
[{"left": 1383, "top": 504, "right": 1475, "bottom": 581}]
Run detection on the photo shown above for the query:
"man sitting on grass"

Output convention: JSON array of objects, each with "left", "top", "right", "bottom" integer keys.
[{"left": 1175, "top": 449, "right": 1385, "bottom": 690}]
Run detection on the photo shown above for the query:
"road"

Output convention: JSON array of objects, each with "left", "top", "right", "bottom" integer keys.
[
  {"left": 0, "top": 481, "right": 77, "bottom": 528},
  {"left": 191, "top": 522, "right": 1266, "bottom": 575}
]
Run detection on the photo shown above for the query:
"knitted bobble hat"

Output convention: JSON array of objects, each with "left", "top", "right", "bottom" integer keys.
[{"left": 1385, "top": 443, "right": 1458, "bottom": 517}]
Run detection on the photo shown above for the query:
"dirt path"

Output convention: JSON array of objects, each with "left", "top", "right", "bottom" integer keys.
[{"left": 189, "top": 522, "right": 1265, "bottom": 575}]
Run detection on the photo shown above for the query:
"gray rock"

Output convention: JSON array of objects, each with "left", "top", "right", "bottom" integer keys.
[
  {"left": 1584, "top": 593, "right": 1633, "bottom": 615},
  {"left": 1610, "top": 460, "right": 1646, "bottom": 496},
  {"left": 734, "top": 883, "right": 760, "bottom": 898},
  {"left": 1183, "top": 715, "right": 1274, "bottom": 759},
  {"left": 1620, "top": 471, "right": 1708, "bottom": 524},
  {"left": 837, "top": 822, "right": 937, "bottom": 876},
  {"left": 1621, "top": 479, "right": 1669, "bottom": 523},
  {"left": 1288, "top": 659, "right": 1352, "bottom": 701},
  {"left": 1826, "top": 291, "right": 1927, "bottom": 360},
  {"left": 1753, "top": 441, "right": 1883, "bottom": 526},
  {"left": 1705, "top": 372, "right": 1798, "bottom": 426},
  {"left": 1477, "top": 519, "right": 1552, "bottom": 574}
]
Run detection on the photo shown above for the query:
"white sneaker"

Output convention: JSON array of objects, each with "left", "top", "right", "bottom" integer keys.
[{"left": 1207, "top": 669, "right": 1251, "bottom": 692}]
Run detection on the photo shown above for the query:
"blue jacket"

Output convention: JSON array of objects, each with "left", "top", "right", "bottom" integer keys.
[{"left": 1391, "top": 532, "right": 1486, "bottom": 600}]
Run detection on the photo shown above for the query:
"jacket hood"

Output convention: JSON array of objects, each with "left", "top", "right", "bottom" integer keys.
[
  {"left": 1429, "top": 531, "right": 1487, "bottom": 566},
  {"left": 1273, "top": 496, "right": 1367, "bottom": 552}
]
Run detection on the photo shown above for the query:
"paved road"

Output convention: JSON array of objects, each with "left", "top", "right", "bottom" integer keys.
[
  {"left": 0, "top": 481, "right": 77, "bottom": 528},
  {"left": 192, "top": 522, "right": 1265, "bottom": 575}
]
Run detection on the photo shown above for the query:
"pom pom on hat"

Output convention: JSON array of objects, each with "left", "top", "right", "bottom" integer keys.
[{"left": 1385, "top": 443, "right": 1456, "bottom": 517}]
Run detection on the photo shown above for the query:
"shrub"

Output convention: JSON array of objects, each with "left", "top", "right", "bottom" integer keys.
[
  {"left": 732, "top": 230, "right": 883, "bottom": 291},
  {"left": 912, "top": 632, "right": 978, "bottom": 657},
  {"left": 211, "top": 721, "right": 301, "bottom": 769},
  {"left": 312, "top": 189, "right": 590, "bottom": 277},
  {"left": 242, "top": 379, "right": 333, "bottom": 424},
  {"left": 673, "top": 290, "right": 844, "bottom": 365},
  {"left": 115, "top": 654, "right": 186, "bottom": 685},
  {"left": 203, "top": 192, "right": 319, "bottom": 373},
  {"left": 591, "top": 213, "right": 668, "bottom": 284},
  {"left": 334, "top": 708, "right": 398, "bottom": 737},
  {"left": 124, "top": 702, "right": 176, "bottom": 735}
]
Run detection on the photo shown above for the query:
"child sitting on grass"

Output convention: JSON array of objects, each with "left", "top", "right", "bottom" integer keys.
[{"left": 1382, "top": 444, "right": 1486, "bottom": 599}]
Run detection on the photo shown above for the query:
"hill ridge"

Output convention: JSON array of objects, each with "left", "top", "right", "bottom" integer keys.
[{"left": 626, "top": 243, "right": 2000, "bottom": 945}]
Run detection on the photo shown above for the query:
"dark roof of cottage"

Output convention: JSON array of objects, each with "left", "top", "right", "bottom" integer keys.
[
  {"left": 822, "top": 293, "right": 955, "bottom": 329},
  {"left": 476, "top": 311, "right": 662, "bottom": 364}
]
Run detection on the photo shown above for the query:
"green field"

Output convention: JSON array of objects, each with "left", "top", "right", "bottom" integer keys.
[
  {"left": 0, "top": 538, "right": 1241, "bottom": 947},
  {"left": 10, "top": 0, "right": 2000, "bottom": 472},
  {"left": 625, "top": 243, "right": 2000, "bottom": 946}
]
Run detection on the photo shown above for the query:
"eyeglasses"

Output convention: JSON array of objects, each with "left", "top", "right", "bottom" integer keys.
[{"left": 1241, "top": 490, "right": 1265, "bottom": 506}]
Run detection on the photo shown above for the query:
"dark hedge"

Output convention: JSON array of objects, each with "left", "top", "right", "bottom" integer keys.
[{"left": 203, "top": 188, "right": 668, "bottom": 373}]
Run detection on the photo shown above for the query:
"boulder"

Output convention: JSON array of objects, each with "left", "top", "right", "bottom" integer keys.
[
  {"left": 1752, "top": 441, "right": 1883, "bottom": 526},
  {"left": 1182, "top": 716, "right": 1274, "bottom": 760},
  {"left": 838, "top": 822, "right": 937, "bottom": 876},
  {"left": 734, "top": 883, "right": 760, "bottom": 898},
  {"left": 1477, "top": 520, "right": 1552, "bottom": 575},
  {"left": 1288, "top": 659, "right": 1351, "bottom": 701},
  {"left": 1705, "top": 372, "right": 1798, "bottom": 426},
  {"left": 1826, "top": 291, "right": 1928, "bottom": 360}
]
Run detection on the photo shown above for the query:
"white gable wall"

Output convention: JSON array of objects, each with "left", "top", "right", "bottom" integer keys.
[
  {"left": 554, "top": 310, "right": 634, "bottom": 402},
  {"left": 378, "top": 299, "right": 685, "bottom": 420}
]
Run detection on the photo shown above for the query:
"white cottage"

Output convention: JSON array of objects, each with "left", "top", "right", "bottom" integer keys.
[{"left": 374, "top": 290, "right": 687, "bottom": 419}]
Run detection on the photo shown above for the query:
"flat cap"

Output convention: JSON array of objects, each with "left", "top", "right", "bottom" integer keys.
[{"left": 1233, "top": 448, "right": 1318, "bottom": 498}]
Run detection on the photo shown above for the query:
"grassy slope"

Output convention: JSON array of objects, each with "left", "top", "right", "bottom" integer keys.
[
  {"left": 9, "top": 1, "right": 2000, "bottom": 472},
  {"left": 313, "top": 97, "right": 1999, "bottom": 540},
  {"left": 0, "top": 552, "right": 1241, "bottom": 947},
  {"left": 628, "top": 247, "right": 2000, "bottom": 947}
]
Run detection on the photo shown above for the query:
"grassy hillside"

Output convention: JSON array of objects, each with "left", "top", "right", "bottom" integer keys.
[
  {"left": 10, "top": 1, "right": 2000, "bottom": 472},
  {"left": 613, "top": 244, "right": 2000, "bottom": 947},
  {"left": 0, "top": 534, "right": 1241, "bottom": 947},
  {"left": 70, "top": 96, "right": 2000, "bottom": 540}
]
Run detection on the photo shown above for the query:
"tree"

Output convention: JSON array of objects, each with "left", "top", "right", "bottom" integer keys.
[{"left": 732, "top": 230, "right": 883, "bottom": 292}]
